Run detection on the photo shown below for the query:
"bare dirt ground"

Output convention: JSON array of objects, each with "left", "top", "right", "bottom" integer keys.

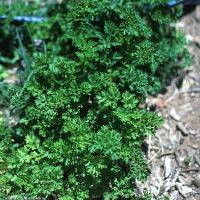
[{"left": 139, "top": 6, "right": 200, "bottom": 200}]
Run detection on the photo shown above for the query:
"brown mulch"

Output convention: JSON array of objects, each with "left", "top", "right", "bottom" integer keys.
[{"left": 138, "top": 6, "right": 200, "bottom": 200}]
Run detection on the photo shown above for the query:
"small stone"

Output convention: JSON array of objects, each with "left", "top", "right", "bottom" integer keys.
[
  {"left": 181, "top": 77, "right": 196, "bottom": 91},
  {"left": 169, "top": 108, "right": 181, "bottom": 121},
  {"left": 189, "top": 71, "right": 200, "bottom": 82},
  {"left": 189, "top": 130, "right": 196, "bottom": 135},
  {"left": 170, "top": 190, "right": 179, "bottom": 200},
  {"left": 186, "top": 34, "right": 194, "bottom": 42},
  {"left": 163, "top": 123, "right": 170, "bottom": 130},
  {"left": 192, "top": 175, "right": 200, "bottom": 187},
  {"left": 150, "top": 185, "right": 159, "bottom": 195},
  {"left": 175, "top": 22, "right": 185, "bottom": 28},
  {"left": 176, "top": 123, "right": 188, "bottom": 136},
  {"left": 164, "top": 157, "right": 172, "bottom": 178},
  {"left": 176, "top": 183, "right": 193, "bottom": 197}
]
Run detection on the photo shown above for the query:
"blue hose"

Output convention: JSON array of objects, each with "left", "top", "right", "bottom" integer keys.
[
  {"left": 0, "top": 15, "right": 46, "bottom": 23},
  {"left": 168, "top": 0, "right": 200, "bottom": 6},
  {"left": 168, "top": 0, "right": 184, "bottom": 6}
]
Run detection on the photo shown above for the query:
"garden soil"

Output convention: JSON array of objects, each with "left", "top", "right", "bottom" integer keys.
[{"left": 139, "top": 6, "right": 200, "bottom": 200}]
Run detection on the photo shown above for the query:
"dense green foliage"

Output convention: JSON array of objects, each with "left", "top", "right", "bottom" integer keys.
[
  {"left": 37, "top": 0, "right": 189, "bottom": 93},
  {"left": 0, "top": 0, "right": 188, "bottom": 199}
]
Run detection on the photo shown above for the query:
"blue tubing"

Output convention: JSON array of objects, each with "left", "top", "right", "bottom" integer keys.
[
  {"left": 168, "top": 0, "right": 184, "bottom": 6},
  {"left": 168, "top": 0, "right": 200, "bottom": 6},
  {"left": 0, "top": 15, "right": 46, "bottom": 23}
]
